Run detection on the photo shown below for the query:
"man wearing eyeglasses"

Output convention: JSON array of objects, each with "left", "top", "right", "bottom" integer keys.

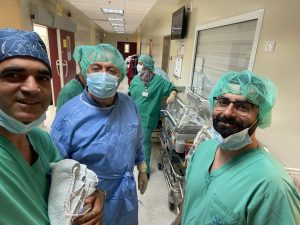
[{"left": 173, "top": 70, "right": 300, "bottom": 225}]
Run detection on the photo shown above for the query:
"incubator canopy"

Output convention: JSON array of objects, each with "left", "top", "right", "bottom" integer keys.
[
  {"left": 208, "top": 70, "right": 278, "bottom": 128},
  {"left": 139, "top": 54, "right": 154, "bottom": 72},
  {"left": 73, "top": 44, "right": 127, "bottom": 81}
]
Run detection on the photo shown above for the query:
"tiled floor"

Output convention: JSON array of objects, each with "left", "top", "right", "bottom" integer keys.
[{"left": 42, "top": 77, "right": 177, "bottom": 225}]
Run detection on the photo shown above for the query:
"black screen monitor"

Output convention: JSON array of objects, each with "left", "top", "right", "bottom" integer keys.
[{"left": 171, "top": 6, "right": 186, "bottom": 40}]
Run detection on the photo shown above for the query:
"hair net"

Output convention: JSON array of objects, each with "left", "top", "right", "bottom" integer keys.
[
  {"left": 73, "top": 45, "right": 92, "bottom": 80},
  {"left": 73, "top": 43, "right": 126, "bottom": 81},
  {"left": 0, "top": 28, "right": 51, "bottom": 74},
  {"left": 208, "top": 70, "right": 277, "bottom": 128},
  {"left": 139, "top": 54, "right": 154, "bottom": 72}
]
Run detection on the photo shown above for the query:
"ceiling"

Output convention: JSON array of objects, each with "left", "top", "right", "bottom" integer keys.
[{"left": 61, "top": 0, "right": 159, "bottom": 34}]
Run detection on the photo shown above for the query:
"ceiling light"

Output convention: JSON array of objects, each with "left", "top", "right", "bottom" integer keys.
[
  {"left": 111, "top": 23, "right": 124, "bottom": 27},
  {"left": 101, "top": 8, "right": 124, "bottom": 15},
  {"left": 108, "top": 17, "right": 124, "bottom": 21},
  {"left": 114, "top": 28, "right": 124, "bottom": 32}
]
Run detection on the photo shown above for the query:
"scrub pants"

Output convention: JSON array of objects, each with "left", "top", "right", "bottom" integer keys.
[{"left": 142, "top": 127, "right": 153, "bottom": 174}]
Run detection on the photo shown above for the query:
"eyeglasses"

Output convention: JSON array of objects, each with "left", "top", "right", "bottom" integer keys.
[{"left": 213, "top": 96, "right": 256, "bottom": 115}]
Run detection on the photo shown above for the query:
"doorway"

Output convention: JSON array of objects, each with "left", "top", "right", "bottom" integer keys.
[
  {"left": 117, "top": 41, "right": 137, "bottom": 59},
  {"left": 33, "top": 24, "right": 76, "bottom": 106}
]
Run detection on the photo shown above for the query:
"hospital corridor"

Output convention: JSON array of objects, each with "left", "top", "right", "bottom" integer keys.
[{"left": 1, "top": 0, "right": 300, "bottom": 224}]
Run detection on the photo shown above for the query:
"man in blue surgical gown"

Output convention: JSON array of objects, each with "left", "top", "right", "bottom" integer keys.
[{"left": 51, "top": 44, "right": 148, "bottom": 225}]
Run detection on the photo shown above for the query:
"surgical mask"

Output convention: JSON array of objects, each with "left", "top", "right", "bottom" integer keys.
[
  {"left": 87, "top": 72, "right": 119, "bottom": 98},
  {"left": 136, "top": 64, "right": 143, "bottom": 73},
  {"left": 210, "top": 126, "right": 252, "bottom": 151},
  {"left": 0, "top": 109, "right": 46, "bottom": 134}
]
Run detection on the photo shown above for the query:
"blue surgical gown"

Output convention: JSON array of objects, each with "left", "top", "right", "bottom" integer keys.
[{"left": 50, "top": 90, "right": 144, "bottom": 225}]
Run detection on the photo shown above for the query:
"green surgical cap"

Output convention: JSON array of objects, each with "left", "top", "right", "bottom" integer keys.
[
  {"left": 73, "top": 43, "right": 126, "bottom": 81},
  {"left": 139, "top": 54, "right": 154, "bottom": 72},
  {"left": 73, "top": 45, "right": 90, "bottom": 80},
  {"left": 208, "top": 70, "right": 278, "bottom": 128}
]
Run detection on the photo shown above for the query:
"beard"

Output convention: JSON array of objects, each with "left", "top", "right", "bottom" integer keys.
[
  {"left": 213, "top": 114, "right": 247, "bottom": 138},
  {"left": 213, "top": 114, "right": 258, "bottom": 138}
]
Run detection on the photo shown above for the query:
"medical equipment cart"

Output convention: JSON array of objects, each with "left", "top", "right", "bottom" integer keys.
[{"left": 157, "top": 90, "right": 211, "bottom": 211}]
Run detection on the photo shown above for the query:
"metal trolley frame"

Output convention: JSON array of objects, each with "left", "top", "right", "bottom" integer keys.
[{"left": 157, "top": 91, "right": 212, "bottom": 211}]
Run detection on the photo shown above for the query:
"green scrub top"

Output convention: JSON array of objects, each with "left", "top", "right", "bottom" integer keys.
[
  {"left": 0, "top": 128, "right": 62, "bottom": 225},
  {"left": 181, "top": 140, "right": 300, "bottom": 225},
  {"left": 56, "top": 78, "right": 84, "bottom": 112},
  {"left": 129, "top": 74, "right": 176, "bottom": 129}
]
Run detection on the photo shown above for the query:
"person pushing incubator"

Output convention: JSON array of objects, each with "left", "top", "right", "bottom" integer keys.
[{"left": 129, "top": 54, "right": 178, "bottom": 178}]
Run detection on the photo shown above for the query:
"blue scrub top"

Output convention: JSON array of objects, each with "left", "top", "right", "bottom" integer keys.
[{"left": 51, "top": 90, "right": 144, "bottom": 225}]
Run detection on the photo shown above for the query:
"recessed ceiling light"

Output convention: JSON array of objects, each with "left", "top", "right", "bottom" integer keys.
[
  {"left": 111, "top": 23, "right": 124, "bottom": 27},
  {"left": 107, "top": 17, "right": 124, "bottom": 21},
  {"left": 101, "top": 8, "right": 124, "bottom": 15},
  {"left": 114, "top": 28, "right": 124, "bottom": 31}
]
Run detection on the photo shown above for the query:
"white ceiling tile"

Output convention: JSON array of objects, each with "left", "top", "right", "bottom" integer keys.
[{"left": 66, "top": 0, "right": 158, "bottom": 34}]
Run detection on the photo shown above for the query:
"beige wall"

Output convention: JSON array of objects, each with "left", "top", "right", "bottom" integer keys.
[
  {"left": 0, "top": 0, "right": 102, "bottom": 46},
  {"left": 139, "top": 0, "right": 300, "bottom": 167},
  {"left": 0, "top": 0, "right": 23, "bottom": 28}
]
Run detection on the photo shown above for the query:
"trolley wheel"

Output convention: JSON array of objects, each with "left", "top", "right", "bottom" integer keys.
[
  {"left": 157, "top": 161, "right": 163, "bottom": 170},
  {"left": 168, "top": 201, "right": 175, "bottom": 211},
  {"left": 168, "top": 190, "right": 175, "bottom": 211}
]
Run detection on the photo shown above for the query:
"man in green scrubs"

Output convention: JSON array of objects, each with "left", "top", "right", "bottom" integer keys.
[
  {"left": 174, "top": 70, "right": 300, "bottom": 225},
  {"left": 56, "top": 45, "right": 87, "bottom": 112},
  {"left": 129, "top": 54, "right": 177, "bottom": 178},
  {"left": 0, "top": 28, "right": 103, "bottom": 225}
]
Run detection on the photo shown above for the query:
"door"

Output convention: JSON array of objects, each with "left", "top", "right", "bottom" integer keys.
[
  {"left": 47, "top": 28, "right": 76, "bottom": 105},
  {"left": 60, "top": 29, "right": 76, "bottom": 84},
  {"left": 117, "top": 42, "right": 137, "bottom": 59},
  {"left": 48, "top": 28, "right": 60, "bottom": 106}
]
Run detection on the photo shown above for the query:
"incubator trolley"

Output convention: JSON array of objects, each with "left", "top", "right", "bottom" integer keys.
[{"left": 157, "top": 91, "right": 211, "bottom": 211}]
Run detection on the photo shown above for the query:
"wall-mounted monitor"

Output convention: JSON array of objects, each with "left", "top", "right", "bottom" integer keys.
[{"left": 171, "top": 6, "right": 186, "bottom": 40}]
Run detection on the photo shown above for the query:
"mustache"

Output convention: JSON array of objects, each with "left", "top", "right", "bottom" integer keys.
[{"left": 215, "top": 115, "right": 244, "bottom": 128}]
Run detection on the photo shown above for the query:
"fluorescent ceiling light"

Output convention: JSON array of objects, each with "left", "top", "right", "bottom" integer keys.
[
  {"left": 108, "top": 17, "right": 124, "bottom": 21},
  {"left": 101, "top": 8, "right": 124, "bottom": 15},
  {"left": 111, "top": 23, "right": 124, "bottom": 27}
]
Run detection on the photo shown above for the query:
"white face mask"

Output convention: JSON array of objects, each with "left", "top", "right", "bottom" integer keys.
[
  {"left": 87, "top": 72, "right": 119, "bottom": 98},
  {"left": 136, "top": 64, "right": 143, "bottom": 73},
  {"left": 0, "top": 109, "right": 46, "bottom": 134},
  {"left": 210, "top": 127, "right": 252, "bottom": 151}
]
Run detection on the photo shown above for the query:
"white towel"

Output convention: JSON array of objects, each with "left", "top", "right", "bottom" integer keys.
[{"left": 48, "top": 159, "right": 98, "bottom": 225}]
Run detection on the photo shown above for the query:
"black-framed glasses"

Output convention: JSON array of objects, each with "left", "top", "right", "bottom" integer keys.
[{"left": 213, "top": 96, "right": 256, "bottom": 115}]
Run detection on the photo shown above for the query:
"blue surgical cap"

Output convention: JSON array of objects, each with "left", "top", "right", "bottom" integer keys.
[
  {"left": 208, "top": 70, "right": 278, "bottom": 128},
  {"left": 0, "top": 28, "right": 51, "bottom": 74}
]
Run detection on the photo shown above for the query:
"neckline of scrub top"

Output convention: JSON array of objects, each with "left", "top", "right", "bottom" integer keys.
[
  {"left": 208, "top": 146, "right": 263, "bottom": 178},
  {"left": 0, "top": 133, "right": 41, "bottom": 169}
]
